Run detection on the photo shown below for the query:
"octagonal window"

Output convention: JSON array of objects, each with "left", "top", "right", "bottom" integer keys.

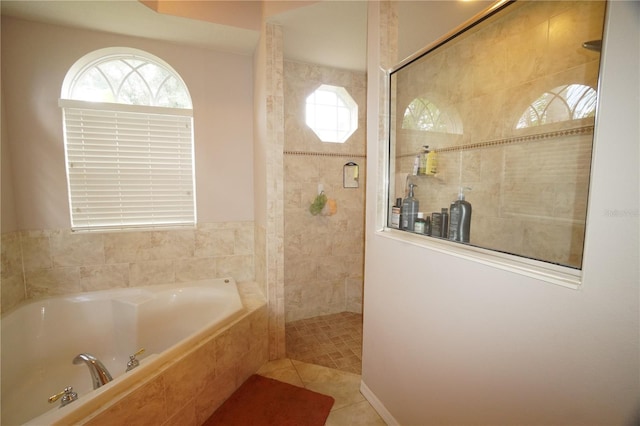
[{"left": 305, "top": 84, "right": 358, "bottom": 143}]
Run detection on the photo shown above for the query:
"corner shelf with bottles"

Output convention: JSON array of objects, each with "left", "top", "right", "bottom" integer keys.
[{"left": 388, "top": 146, "right": 472, "bottom": 244}]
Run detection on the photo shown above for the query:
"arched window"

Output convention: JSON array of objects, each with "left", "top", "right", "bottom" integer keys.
[
  {"left": 60, "top": 48, "right": 196, "bottom": 231},
  {"left": 402, "top": 97, "right": 462, "bottom": 134},
  {"left": 516, "top": 84, "right": 597, "bottom": 129}
]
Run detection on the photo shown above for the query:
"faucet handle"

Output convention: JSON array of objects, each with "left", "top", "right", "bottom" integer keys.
[
  {"left": 126, "top": 348, "right": 145, "bottom": 372},
  {"left": 48, "top": 386, "right": 78, "bottom": 407},
  {"left": 131, "top": 348, "right": 145, "bottom": 358}
]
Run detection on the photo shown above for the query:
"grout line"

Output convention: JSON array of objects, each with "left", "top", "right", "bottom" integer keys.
[{"left": 290, "top": 359, "right": 307, "bottom": 390}]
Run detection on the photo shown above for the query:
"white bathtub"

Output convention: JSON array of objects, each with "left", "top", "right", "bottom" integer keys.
[{"left": 1, "top": 277, "right": 244, "bottom": 425}]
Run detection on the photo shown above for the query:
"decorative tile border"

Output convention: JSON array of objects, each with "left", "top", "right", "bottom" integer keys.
[
  {"left": 284, "top": 150, "right": 367, "bottom": 158},
  {"left": 399, "top": 125, "right": 594, "bottom": 158}
]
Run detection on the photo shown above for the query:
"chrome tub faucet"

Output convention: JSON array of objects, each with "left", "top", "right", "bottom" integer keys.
[{"left": 72, "top": 353, "right": 113, "bottom": 389}]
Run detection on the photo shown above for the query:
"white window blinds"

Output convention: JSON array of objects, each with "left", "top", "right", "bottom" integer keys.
[{"left": 61, "top": 100, "right": 196, "bottom": 231}]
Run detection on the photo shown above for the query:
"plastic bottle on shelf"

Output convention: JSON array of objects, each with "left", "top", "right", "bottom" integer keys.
[
  {"left": 414, "top": 212, "right": 426, "bottom": 234},
  {"left": 449, "top": 187, "right": 472, "bottom": 243},
  {"left": 425, "top": 148, "right": 437, "bottom": 176},
  {"left": 390, "top": 198, "right": 402, "bottom": 229},
  {"left": 401, "top": 184, "right": 419, "bottom": 232},
  {"left": 431, "top": 211, "right": 442, "bottom": 237},
  {"left": 440, "top": 207, "right": 449, "bottom": 239}
]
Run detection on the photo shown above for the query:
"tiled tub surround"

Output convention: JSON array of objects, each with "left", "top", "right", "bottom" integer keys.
[
  {"left": 392, "top": 1, "right": 604, "bottom": 268},
  {"left": 6, "top": 278, "right": 243, "bottom": 425},
  {"left": 0, "top": 221, "right": 254, "bottom": 314},
  {"left": 1, "top": 231, "right": 25, "bottom": 312},
  {"left": 283, "top": 61, "right": 367, "bottom": 322},
  {"left": 42, "top": 281, "right": 268, "bottom": 426}
]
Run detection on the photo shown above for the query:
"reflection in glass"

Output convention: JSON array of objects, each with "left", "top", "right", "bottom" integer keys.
[
  {"left": 517, "top": 84, "right": 598, "bottom": 129},
  {"left": 402, "top": 97, "right": 463, "bottom": 134},
  {"left": 388, "top": 1, "right": 606, "bottom": 269}
]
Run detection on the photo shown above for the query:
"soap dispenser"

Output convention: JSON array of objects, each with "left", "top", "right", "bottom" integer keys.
[
  {"left": 449, "top": 187, "right": 472, "bottom": 243},
  {"left": 401, "top": 183, "right": 419, "bottom": 232}
]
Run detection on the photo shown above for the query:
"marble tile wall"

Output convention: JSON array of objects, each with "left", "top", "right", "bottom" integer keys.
[
  {"left": 254, "top": 224, "right": 267, "bottom": 297},
  {"left": 264, "top": 23, "right": 287, "bottom": 360},
  {"left": 392, "top": 1, "right": 605, "bottom": 268},
  {"left": 283, "top": 61, "right": 366, "bottom": 322},
  {"left": 284, "top": 154, "right": 366, "bottom": 321},
  {"left": 1, "top": 231, "right": 25, "bottom": 313},
  {"left": 0, "top": 221, "right": 255, "bottom": 313}
]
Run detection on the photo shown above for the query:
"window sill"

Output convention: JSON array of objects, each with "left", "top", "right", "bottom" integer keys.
[
  {"left": 71, "top": 224, "right": 197, "bottom": 234},
  {"left": 377, "top": 228, "right": 582, "bottom": 289}
]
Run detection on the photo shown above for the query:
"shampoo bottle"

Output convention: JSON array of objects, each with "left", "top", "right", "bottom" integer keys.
[
  {"left": 431, "top": 212, "right": 442, "bottom": 237},
  {"left": 449, "top": 187, "right": 472, "bottom": 243},
  {"left": 401, "top": 184, "right": 419, "bottom": 232},
  {"left": 414, "top": 212, "right": 426, "bottom": 234},
  {"left": 440, "top": 207, "right": 449, "bottom": 239},
  {"left": 390, "top": 198, "right": 402, "bottom": 229}
]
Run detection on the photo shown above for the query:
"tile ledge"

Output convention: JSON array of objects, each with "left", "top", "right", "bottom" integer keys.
[{"left": 237, "top": 280, "right": 267, "bottom": 311}]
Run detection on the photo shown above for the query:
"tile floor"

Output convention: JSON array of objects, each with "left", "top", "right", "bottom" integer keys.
[
  {"left": 256, "top": 358, "right": 386, "bottom": 426},
  {"left": 285, "top": 312, "right": 363, "bottom": 374}
]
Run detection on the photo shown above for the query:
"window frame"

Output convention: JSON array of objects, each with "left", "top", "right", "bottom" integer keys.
[
  {"left": 305, "top": 84, "right": 358, "bottom": 143},
  {"left": 381, "top": 0, "right": 606, "bottom": 289},
  {"left": 60, "top": 48, "right": 196, "bottom": 232}
]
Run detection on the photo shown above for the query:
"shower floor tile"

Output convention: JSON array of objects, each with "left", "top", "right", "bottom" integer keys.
[{"left": 285, "top": 312, "right": 363, "bottom": 374}]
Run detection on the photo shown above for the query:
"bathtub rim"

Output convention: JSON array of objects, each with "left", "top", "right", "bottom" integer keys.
[
  {"left": 1, "top": 277, "right": 238, "bottom": 319},
  {"left": 17, "top": 277, "right": 250, "bottom": 426}
]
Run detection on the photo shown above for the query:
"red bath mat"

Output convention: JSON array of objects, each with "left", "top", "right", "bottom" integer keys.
[{"left": 202, "top": 374, "right": 335, "bottom": 426}]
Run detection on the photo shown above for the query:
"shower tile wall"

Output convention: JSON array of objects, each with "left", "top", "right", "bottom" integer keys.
[
  {"left": 262, "top": 22, "right": 287, "bottom": 360},
  {"left": 284, "top": 61, "right": 366, "bottom": 322},
  {"left": 0, "top": 221, "right": 255, "bottom": 313}
]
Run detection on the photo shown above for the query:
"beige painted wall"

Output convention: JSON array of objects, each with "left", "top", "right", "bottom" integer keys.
[
  {"left": 363, "top": 1, "right": 639, "bottom": 425},
  {"left": 1, "top": 16, "right": 254, "bottom": 230},
  {"left": 283, "top": 60, "right": 366, "bottom": 322}
]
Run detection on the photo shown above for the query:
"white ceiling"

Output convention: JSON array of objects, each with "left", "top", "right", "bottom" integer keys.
[
  {"left": 268, "top": 1, "right": 367, "bottom": 72},
  {"left": 0, "top": 0, "right": 368, "bottom": 71}
]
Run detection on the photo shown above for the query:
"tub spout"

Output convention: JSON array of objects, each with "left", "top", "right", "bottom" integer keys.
[{"left": 72, "top": 353, "right": 113, "bottom": 389}]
